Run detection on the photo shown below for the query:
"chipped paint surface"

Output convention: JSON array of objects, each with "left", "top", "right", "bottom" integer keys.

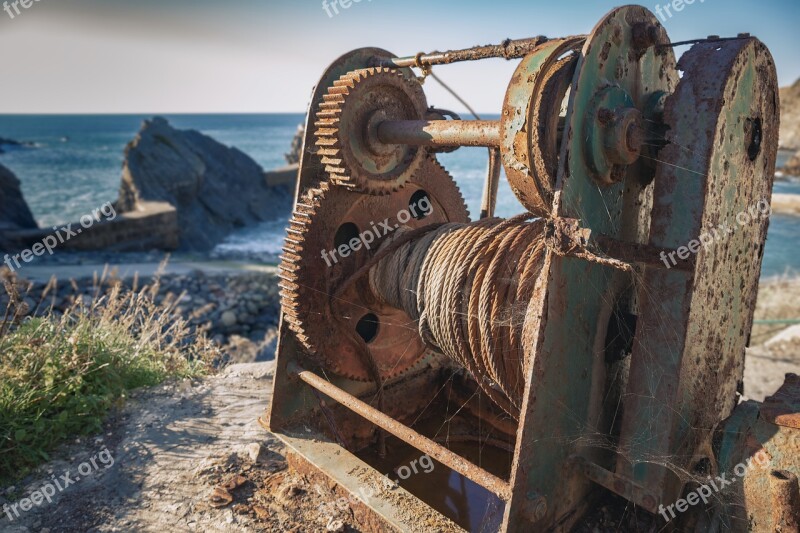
[{"left": 269, "top": 8, "right": 785, "bottom": 533}]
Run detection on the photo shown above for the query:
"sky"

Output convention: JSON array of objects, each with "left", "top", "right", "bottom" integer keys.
[{"left": 0, "top": 0, "right": 798, "bottom": 114}]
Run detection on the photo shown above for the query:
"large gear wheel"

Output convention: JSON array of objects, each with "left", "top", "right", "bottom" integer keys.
[
  {"left": 315, "top": 67, "right": 428, "bottom": 195},
  {"left": 278, "top": 157, "right": 469, "bottom": 381}
]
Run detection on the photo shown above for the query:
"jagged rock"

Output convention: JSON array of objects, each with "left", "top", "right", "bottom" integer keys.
[
  {"left": 117, "top": 117, "right": 293, "bottom": 251},
  {"left": 0, "top": 137, "right": 33, "bottom": 154},
  {"left": 782, "top": 150, "right": 800, "bottom": 177},
  {"left": 780, "top": 79, "right": 800, "bottom": 150},
  {"left": 0, "top": 162, "right": 37, "bottom": 240},
  {"left": 284, "top": 125, "right": 304, "bottom": 165}
]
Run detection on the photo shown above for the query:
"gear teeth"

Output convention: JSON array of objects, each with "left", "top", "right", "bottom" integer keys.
[
  {"left": 279, "top": 147, "right": 468, "bottom": 381},
  {"left": 313, "top": 67, "right": 428, "bottom": 196},
  {"left": 322, "top": 93, "right": 345, "bottom": 104},
  {"left": 422, "top": 156, "right": 470, "bottom": 221},
  {"left": 315, "top": 136, "right": 338, "bottom": 146}
]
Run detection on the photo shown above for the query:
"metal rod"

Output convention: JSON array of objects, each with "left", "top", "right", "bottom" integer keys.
[
  {"left": 376, "top": 37, "right": 551, "bottom": 68},
  {"left": 288, "top": 362, "right": 513, "bottom": 500},
  {"left": 378, "top": 120, "right": 501, "bottom": 148},
  {"left": 480, "top": 148, "right": 502, "bottom": 219}
]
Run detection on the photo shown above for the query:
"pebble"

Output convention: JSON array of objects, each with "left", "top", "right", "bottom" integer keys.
[
  {"left": 1, "top": 270, "right": 280, "bottom": 358},
  {"left": 245, "top": 442, "right": 264, "bottom": 464},
  {"left": 221, "top": 311, "right": 238, "bottom": 328}
]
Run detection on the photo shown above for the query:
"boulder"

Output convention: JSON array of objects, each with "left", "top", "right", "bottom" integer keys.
[
  {"left": 0, "top": 162, "right": 37, "bottom": 237},
  {"left": 780, "top": 78, "right": 800, "bottom": 150},
  {"left": 0, "top": 137, "right": 33, "bottom": 154},
  {"left": 284, "top": 125, "right": 304, "bottom": 165},
  {"left": 117, "top": 117, "right": 293, "bottom": 251},
  {"left": 782, "top": 150, "right": 800, "bottom": 177}
]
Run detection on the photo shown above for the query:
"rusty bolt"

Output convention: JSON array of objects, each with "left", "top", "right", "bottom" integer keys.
[
  {"left": 597, "top": 107, "right": 615, "bottom": 126},
  {"left": 602, "top": 107, "right": 644, "bottom": 166},
  {"left": 525, "top": 491, "right": 548, "bottom": 522},
  {"left": 770, "top": 470, "right": 800, "bottom": 531}
]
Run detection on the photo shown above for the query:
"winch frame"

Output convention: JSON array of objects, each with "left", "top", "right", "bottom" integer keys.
[{"left": 265, "top": 6, "right": 796, "bottom": 532}]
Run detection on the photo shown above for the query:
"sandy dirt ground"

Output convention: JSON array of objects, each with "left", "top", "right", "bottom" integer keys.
[
  {"left": 1, "top": 278, "right": 799, "bottom": 532},
  {"left": 0, "top": 362, "right": 336, "bottom": 533}
]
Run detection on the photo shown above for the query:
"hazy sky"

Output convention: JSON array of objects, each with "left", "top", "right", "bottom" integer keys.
[{"left": 1, "top": 0, "right": 798, "bottom": 114}]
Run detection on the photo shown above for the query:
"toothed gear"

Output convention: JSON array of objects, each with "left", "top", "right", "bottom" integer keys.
[
  {"left": 278, "top": 157, "right": 469, "bottom": 381},
  {"left": 315, "top": 67, "right": 428, "bottom": 195}
]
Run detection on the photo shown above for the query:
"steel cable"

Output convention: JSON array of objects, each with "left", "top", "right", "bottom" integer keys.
[{"left": 368, "top": 215, "right": 547, "bottom": 420}]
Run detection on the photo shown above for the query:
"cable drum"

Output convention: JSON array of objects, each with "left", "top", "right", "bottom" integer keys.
[{"left": 369, "top": 214, "right": 548, "bottom": 419}]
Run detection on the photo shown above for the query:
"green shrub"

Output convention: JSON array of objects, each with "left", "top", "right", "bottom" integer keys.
[{"left": 0, "top": 271, "right": 219, "bottom": 485}]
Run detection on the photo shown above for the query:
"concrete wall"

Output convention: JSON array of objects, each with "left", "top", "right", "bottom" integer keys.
[{"left": 2, "top": 201, "right": 179, "bottom": 252}]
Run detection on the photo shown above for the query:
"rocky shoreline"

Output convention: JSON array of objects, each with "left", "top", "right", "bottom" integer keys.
[
  {"left": 0, "top": 117, "right": 295, "bottom": 255},
  {"left": 1, "top": 268, "right": 282, "bottom": 364}
]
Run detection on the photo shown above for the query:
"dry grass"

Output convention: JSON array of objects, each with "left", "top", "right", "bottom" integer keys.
[{"left": 0, "top": 264, "right": 220, "bottom": 484}]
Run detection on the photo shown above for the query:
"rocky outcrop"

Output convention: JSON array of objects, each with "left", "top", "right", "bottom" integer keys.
[
  {"left": 782, "top": 150, "right": 800, "bottom": 177},
  {"left": 0, "top": 163, "right": 37, "bottom": 239},
  {"left": 780, "top": 79, "right": 800, "bottom": 150},
  {"left": 117, "top": 117, "right": 293, "bottom": 251},
  {"left": 284, "top": 125, "right": 304, "bottom": 165},
  {"left": 0, "top": 137, "right": 33, "bottom": 154}
]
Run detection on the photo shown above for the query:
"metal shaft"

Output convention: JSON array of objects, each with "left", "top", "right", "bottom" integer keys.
[
  {"left": 376, "top": 37, "right": 551, "bottom": 68},
  {"left": 480, "top": 148, "right": 502, "bottom": 219},
  {"left": 288, "top": 362, "right": 512, "bottom": 500},
  {"left": 377, "top": 120, "right": 501, "bottom": 148}
]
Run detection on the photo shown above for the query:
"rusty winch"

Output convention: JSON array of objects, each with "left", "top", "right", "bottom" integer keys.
[{"left": 265, "top": 5, "right": 799, "bottom": 531}]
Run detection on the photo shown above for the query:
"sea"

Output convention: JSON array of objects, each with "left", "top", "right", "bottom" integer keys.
[{"left": 0, "top": 114, "right": 798, "bottom": 278}]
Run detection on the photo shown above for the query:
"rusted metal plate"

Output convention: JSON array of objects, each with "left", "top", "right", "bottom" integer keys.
[
  {"left": 762, "top": 373, "right": 800, "bottom": 429},
  {"left": 618, "top": 36, "right": 779, "bottom": 507},
  {"left": 504, "top": 6, "right": 678, "bottom": 530},
  {"left": 282, "top": 431, "right": 464, "bottom": 532}
]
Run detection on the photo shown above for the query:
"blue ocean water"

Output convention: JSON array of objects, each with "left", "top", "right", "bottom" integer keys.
[{"left": 0, "top": 114, "right": 798, "bottom": 277}]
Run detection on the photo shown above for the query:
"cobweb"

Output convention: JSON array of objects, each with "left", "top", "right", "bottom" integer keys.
[{"left": 287, "top": 116, "right": 769, "bottom": 533}]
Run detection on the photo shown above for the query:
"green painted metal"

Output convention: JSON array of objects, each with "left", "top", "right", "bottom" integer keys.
[
  {"left": 505, "top": 6, "right": 679, "bottom": 528},
  {"left": 584, "top": 86, "right": 639, "bottom": 180},
  {"left": 500, "top": 37, "right": 583, "bottom": 212},
  {"left": 617, "top": 37, "right": 779, "bottom": 507},
  {"left": 715, "top": 400, "right": 800, "bottom": 531}
]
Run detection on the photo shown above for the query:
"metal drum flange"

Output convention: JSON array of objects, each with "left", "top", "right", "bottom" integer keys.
[
  {"left": 278, "top": 157, "right": 469, "bottom": 381},
  {"left": 583, "top": 85, "right": 643, "bottom": 183},
  {"left": 552, "top": 6, "right": 679, "bottom": 245},
  {"left": 315, "top": 67, "right": 429, "bottom": 195},
  {"left": 501, "top": 38, "right": 584, "bottom": 215}
]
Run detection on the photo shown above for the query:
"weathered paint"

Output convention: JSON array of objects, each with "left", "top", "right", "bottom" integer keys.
[
  {"left": 618, "top": 37, "right": 779, "bottom": 508},
  {"left": 505, "top": 6, "right": 677, "bottom": 530}
]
